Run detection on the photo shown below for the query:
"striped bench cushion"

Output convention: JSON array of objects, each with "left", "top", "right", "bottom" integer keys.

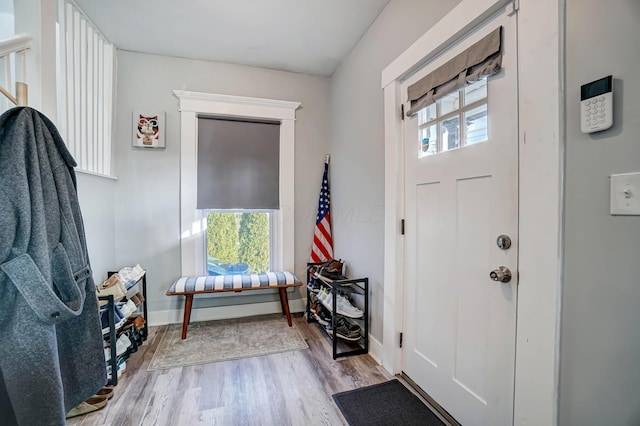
[{"left": 167, "top": 271, "right": 301, "bottom": 295}]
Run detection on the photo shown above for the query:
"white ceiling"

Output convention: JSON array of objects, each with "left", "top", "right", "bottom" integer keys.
[{"left": 74, "top": 0, "right": 390, "bottom": 77}]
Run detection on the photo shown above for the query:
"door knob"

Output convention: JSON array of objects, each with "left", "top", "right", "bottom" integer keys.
[{"left": 489, "top": 266, "right": 512, "bottom": 283}]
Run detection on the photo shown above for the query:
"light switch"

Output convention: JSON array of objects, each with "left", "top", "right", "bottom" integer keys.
[{"left": 610, "top": 172, "right": 640, "bottom": 215}]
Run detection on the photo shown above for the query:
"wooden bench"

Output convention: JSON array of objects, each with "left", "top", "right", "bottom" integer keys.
[{"left": 166, "top": 271, "right": 302, "bottom": 339}]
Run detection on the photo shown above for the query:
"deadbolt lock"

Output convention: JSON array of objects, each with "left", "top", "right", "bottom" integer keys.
[
  {"left": 496, "top": 235, "right": 512, "bottom": 250},
  {"left": 489, "top": 266, "right": 512, "bottom": 283}
]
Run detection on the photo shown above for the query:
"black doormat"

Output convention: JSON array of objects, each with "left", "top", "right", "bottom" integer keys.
[{"left": 332, "top": 380, "right": 445, "bottom": 426}]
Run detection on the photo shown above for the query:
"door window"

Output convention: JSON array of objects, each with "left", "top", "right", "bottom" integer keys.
[{"left": 417, "top": 78, "right": 488, "bottom": 157}]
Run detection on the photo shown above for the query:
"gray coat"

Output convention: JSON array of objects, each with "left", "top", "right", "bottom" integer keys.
[{"left": 0, "top": 107, "right": 105, "bottom": 425}]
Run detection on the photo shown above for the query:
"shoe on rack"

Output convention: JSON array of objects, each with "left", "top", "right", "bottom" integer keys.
[
  {"left": 325, "top": 321, "right": 333, "bottom": 334},
  {"left": 118, "top": 264, "right": 145, "bottom": 289},
  {"left": 124, "top": 299, "right": 138, "bottom": 316},
  {"left": 126, "top": 330, "right": 139, "bottom": 353},
  {"left": 129, "top": 326, "right": 143, "bottom": 346},
  {"left": 104, "top": 334, "right": 132, "bottom": 361},
  {"left": 114, "top": 306, "right": 128, "bottom": 328},
  {"left": 130, "top": 292, "right": 145, "bottom": 307},
  {"left": 332, "top": 317, "right": 362, "bottom": 341},
  {"left": 107, "top": 358, "right": 127, "bottom": 381},
  {"left": 312, "top": 308, "right": 332, "bottom": 326},
  {"left": 319, "top": 269, "right": 346, "bottom": 281},
  {"left": 97, "top": 274, "right": 127, "bottom": 301},
  {"left": 337, "top": 316, "right": 362, "bottom": 333},
  {"left": 309, "top": 259, "right": 343, "bottom": 274},
  {"left": 320, "top": 291, "right": 334, "bottom": 312},
  {"left": 315, "top": 288, "right": 330, "bottom": 305},
  {"left": 307, "top": 278, "right": 322, "bottom": 294},
  {"left": 318, "top": 259, "right": 345, "bottom": 280},
  {"left": 335, "top": 294, "right": 363, "bottom": 318},
  {"left": 101, "top": 306, "right": 126, "bottom": 335},
  {"left": 116, "top": 302, "right": 132, "bottom": 318},
  {"left": 130, "top": 314, "right": 145, "bottom": 331}
]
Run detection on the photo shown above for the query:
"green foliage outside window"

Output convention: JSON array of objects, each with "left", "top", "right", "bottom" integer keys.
[
  {"left": 206, "top": 212, "right": 239, "bottom": 263},
  {"left": 238, "top": 212, "right": 270, "bottom": 274}
]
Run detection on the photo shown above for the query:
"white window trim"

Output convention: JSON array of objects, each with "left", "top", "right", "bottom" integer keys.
[{"left": 173, "top": 90, "right": 300, "bottom": 277}]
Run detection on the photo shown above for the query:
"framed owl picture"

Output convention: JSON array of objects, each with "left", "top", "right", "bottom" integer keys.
[{"left": 132, "top": 110, "right": 166, "bottom": 148}]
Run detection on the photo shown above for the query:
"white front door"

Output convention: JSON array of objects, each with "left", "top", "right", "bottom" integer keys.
[{"left": 402, "top": 9, "right": 518, "bottom": 426}]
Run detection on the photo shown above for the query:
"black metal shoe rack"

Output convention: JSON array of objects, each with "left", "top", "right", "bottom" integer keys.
[
  {"left": 305, "top": 263, "right": 369, "bottom": 359},
  {"left": 98, "top": 271, "right": 148, "bottom": 386}
]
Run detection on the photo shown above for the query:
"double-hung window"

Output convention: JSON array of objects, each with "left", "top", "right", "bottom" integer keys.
[
  {"left": 197, "top": 116, "right": 280, "bottom": 276},
  {"left": 175, "top": 91, "right": 299, "bottom": 278}
]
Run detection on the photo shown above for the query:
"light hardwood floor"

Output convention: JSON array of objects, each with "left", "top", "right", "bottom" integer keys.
[{"left": 67, "top": 314, "right": 396, "bottom": 426}]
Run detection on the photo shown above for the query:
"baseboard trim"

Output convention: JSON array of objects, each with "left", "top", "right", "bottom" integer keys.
[
  {"left": 368, "top": 334, "right": 383, "bottom": 364},
  {"left": 149, "top": 299, "right": 306, "bottom": 326}
]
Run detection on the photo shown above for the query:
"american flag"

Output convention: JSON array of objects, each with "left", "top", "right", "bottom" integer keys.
[{"left": 310, "top": 160, "right": 333, "bottom": 262}]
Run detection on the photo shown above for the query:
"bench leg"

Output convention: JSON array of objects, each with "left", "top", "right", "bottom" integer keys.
[
  {"left": 278, "top": 287, "right": 292, "bottom": 327},
  {"left": 182, "top": 294, "right": 194, "bottom": 339},
  {"left": 278, "top": 288, "right": 286, "bottom": 315}
]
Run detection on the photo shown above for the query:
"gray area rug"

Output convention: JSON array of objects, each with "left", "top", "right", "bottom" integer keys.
[
  {"left": 332, "top": 380, "right": 445, "bottom": 426},
  {"left": 148, "top": 314, "right": 308, "bottom": 371}
]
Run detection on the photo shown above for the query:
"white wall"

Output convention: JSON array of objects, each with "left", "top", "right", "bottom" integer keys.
[
  {"left": 113, "top": 51, "right": 330, "bottom": 319},
  {"left": 0, "top": 0, "right": 14, "bottom": 39},
  {"left": 76, "top": 172, "right": 116, "bottom": 284},
  {"left": 560, "top": 0, "right": 640, "bottom": 424},
  {"left": 329, "top": 0, "right": 461, "bottom": 346}
]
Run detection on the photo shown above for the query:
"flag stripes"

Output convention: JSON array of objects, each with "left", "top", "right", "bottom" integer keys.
[{"left": 310, "top": 160, "right": 333, "bottom": 262}]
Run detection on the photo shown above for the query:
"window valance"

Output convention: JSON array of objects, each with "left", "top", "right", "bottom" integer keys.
[{"left": 406, "top": 26, "right": 502, "bottom": 117}]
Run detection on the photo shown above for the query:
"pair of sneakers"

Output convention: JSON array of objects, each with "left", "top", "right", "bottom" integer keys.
[
  {"left": 107, "top": 358, "right": 127, "bottom": 381},
  {"left": 308, "top": 259, "right": 345, "bottom": 281},
  {"left": 100, "top": 305, "right": 127, "bottom": 335},
  {"left": 326, "top": 317, "right": 362, "bottom": 341},
  {"left": 316, "top": 288, "right": 363, "bottom": 318},
  {"left": 307, "top": 278, "right": 322, "bottom": 294},
  {"left": 309, "top": 302, "right": 332, "bottom": 326},
  {"left": 118, "top": 264, "right": 145, "bottom": 289},
  {"left": 104, "top": 334, "right": 132, "bottom": 361},
  {"left": 117, "top": 299, "right": 138, "bottom": 318}
]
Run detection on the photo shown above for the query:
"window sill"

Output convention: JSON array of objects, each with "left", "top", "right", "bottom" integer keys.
[{"left": 76, "top": 168, "right": 118, "bottom": 181}]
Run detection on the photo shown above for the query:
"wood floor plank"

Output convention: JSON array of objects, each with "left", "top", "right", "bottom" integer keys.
[
  {"left": 67, "top": 314, "right": 399, "bottom": 426},
  {"left": 141, "top": 368, "right": 187, "bottom": 426}
]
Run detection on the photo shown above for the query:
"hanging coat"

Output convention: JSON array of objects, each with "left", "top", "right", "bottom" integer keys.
[{"left": 0, "top": 107, "right": 105, "bottom": 425}]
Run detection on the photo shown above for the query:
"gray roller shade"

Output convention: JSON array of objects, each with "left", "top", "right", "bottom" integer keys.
[
  {"left": 197, "top": 117, "right": 280, "bottom": 209},
  {"left": 406, "top": 26, "right": 503, "bottom": 117}
]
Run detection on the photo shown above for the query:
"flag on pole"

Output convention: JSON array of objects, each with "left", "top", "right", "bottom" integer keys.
[{"left": 310, "top": 157, "right": 333, "bottom": 262}]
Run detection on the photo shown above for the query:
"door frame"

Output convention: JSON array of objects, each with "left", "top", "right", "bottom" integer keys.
[{"left": 381, "top": 0, "right": 565, "bottom": 425}]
